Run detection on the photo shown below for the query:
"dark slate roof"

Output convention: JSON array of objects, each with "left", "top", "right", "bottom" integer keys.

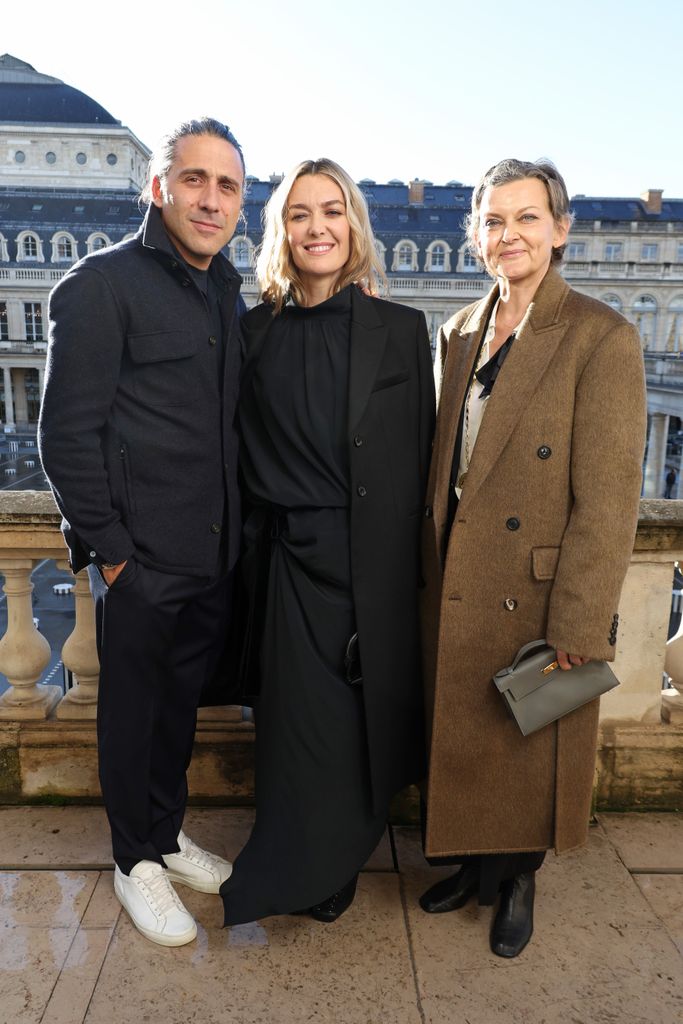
[
  {"left": 0, "top": 82, "right": 119, "bottom": 125},
  {"left": 571, "top": 197, "right": 683, "bottom": 223}
]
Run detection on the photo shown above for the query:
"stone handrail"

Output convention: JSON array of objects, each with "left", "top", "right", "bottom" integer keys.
[{"left": 0, "top": 493, "right": 681, "bottom": 726}]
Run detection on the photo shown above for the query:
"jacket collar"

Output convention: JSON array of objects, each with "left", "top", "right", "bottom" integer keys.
[{"left": 138, "top": 203, "right": 242, "bottom": 289}]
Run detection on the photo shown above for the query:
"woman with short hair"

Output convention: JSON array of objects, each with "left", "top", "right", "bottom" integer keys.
[
  {"left": 220, "top": 158, "right": 435, "bottom": 925},
  {"left": 419, "top": 158, "right": 646, "bottom": 957}
]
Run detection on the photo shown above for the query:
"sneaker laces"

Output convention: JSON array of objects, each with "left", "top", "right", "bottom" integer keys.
[
  {"left": 136, "top": 865, "right": 185, "bottom": 915},
  {"left": 178, "top": 833, "right": 223, "bottom": 871}
]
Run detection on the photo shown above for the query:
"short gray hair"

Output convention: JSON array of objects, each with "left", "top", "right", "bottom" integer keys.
[
  {"left": 140, "top": 117, "right": 245, "bottom": 205},
  {"left": 465, "top": 158, "right": 573, "bottom": 266}
]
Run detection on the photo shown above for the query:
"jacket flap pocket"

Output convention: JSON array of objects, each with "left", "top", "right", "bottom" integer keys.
[
  {"left": 372, "top": 369, "right": 409, "bottom": 392},
  {"left": 128, "top": 331, "right": 198, "bottom": 364},
  {"left": 531, "top": 546, "right": 561, "bottom": 581}
]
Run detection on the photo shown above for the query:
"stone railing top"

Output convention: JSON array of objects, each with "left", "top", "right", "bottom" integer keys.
[
  {"left": 0, "top": 490, "right": 61, "bottom": 526},
  {"left": 636, "top": 499, "right": 683, "bottom": 552}
]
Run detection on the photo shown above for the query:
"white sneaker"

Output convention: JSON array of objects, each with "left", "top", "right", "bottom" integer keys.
[
  {"left": 114, "top": 861, "right": 197, "bottom": 947},
  {"left": 162, "top": 830, "right": 232, "bottom": 894}
]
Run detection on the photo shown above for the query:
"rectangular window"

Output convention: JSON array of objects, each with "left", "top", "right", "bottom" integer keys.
[
  {"left": 678, "top": 243, "right": 683, "bottom": 261},
  {"left": 24, "top": 302, "right": 43, "bottom": 341},
  {"left": 0, "top": 303, "right": 8, "bottom": 341},
  {"left": 604, "top": 242, "right": 623, "bottom": 261},
  {"left": 641, "top": 243, "right": 659, "bottom": 261},
  {"left": 567, "top": 242, "right": 586, "bottom": 260}
]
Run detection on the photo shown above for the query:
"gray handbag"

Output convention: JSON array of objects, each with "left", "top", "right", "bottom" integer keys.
[{"left": 493, "top": 639, "right": 619, "bottom": 736}]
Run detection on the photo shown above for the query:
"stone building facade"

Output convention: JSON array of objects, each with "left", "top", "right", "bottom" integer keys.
[{"left": 1, "top": 52, "right": 681, "bottom": 493}]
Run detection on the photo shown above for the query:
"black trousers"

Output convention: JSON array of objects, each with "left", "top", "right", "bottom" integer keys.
[{"left": 88, "top": 559, "right": 234, "bottom": 874}]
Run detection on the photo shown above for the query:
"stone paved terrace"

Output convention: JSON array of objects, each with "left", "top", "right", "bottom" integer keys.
[{"left": 0, "top": 808, "right": 681, "bottom": 1024}]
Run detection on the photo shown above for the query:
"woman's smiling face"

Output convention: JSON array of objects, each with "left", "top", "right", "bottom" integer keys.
[{"left": 286, "top": 174, "right": 351, "bottom": 292}]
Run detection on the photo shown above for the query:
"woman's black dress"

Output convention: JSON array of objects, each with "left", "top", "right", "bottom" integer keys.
[{"left": 221, "top": 287, "right": 387, "bottom": 925}]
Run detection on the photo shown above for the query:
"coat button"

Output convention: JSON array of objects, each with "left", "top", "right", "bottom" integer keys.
[
  {"left": 170, "top": 260, "right": 178, "bottom": 269},
  {"left": 506, "top": 517, "right": 520, "bottom": 531},
  {"left": 209, "top": 336, "right": 217, "bottom": 347},
  {"left": 89, "top": 550, "right": 97, "bottom": 558},
  {"left": 424, "top": 505, "right": 433, "bottom": 518},
  {"left": 353, "top": 435, "right": 363, "bottom": 447},
  {"left": 357, "top": 485, "right": 367, "bottom": 497},
  {"left": 210, "top": 523, "right": 221, "bottom": 534},
  {"left": 537, "top": 445, "right": 552, "bottom": 459},
  {"left": 504, "top": 598, "right": 518, "bottom": 611},
  {"left": 608, "top": 637, "right": 616, "bottom": 646}
]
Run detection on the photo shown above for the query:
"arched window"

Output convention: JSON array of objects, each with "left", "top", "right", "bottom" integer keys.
[
  {"left": 0, "top": 233, "right": 8, "bottom": 262},
  {"left": 602, "top": 294, "right": 622, "bottom": 312},
  {"left": 50, "top": 232, "right": 78, "bottom": 263},
  {"left": 426, "top": 240, "right": 452, "bottom": 273},
  {"left": 374, "top": 239, "right": 386, "bottom": 270},
  {"left": 232, "top": 239, "right": 252, "bottom": 268},
  {"left": 17, "top": 231, "right": 43, "bottom": 263},
  {"left": 88, "top": 233, "right": 110, "bottom": 253},
  {"left": 57, "top": 235, "right": 73, "bottom": 260},
  {"left": 392, "top": 239, "right": 418, "bottom": 273},
  {"left": 633, "top": 295, "right": 658, "bottom": 350}
]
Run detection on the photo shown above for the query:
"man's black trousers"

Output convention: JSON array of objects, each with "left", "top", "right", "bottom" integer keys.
[{"left": 88, "top": 559, "right": 234, "bottom": 874}]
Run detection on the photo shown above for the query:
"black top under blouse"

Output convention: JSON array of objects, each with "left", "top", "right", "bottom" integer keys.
[{"left": 239, "top": 286, "right": 352, "bottom": 509}]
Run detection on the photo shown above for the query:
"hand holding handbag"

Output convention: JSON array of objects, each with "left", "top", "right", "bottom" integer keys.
[{"left": 492, "top": 639, "right": 619, "bottom": 736}]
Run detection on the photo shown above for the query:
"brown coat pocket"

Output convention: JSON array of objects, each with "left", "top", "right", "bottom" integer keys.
[{"left": 531, "top": 546, "right": 561, "bottom": 581}]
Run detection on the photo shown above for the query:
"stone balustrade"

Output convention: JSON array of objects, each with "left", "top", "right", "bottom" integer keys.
[{"left": 0, "top": 492, "right": 681, "bottom": 807}]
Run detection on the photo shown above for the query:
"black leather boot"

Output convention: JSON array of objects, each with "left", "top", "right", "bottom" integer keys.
[
  {"left": 419, "top": 863, "right": 479, "bottom": 913},
  {"left": 490, "top": 871, "right": 535, "bottom": 957},
  {"left": 309, "top": 874, "right": 359, "bottom": 923}
]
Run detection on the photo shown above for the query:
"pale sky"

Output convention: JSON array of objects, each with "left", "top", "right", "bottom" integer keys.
[{"left": 3, "top": 0, "right": 682, "bottom": 198}]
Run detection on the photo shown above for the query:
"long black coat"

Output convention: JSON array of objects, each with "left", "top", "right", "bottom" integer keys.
[
  {"left": 39, "top": 204, "right": 244, "bottom": 577},
  {"left": 241, "top": 286, "right": 436, "bottom": 808}
]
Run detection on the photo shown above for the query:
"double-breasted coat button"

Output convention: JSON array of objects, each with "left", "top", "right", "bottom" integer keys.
[
  {"left": 89, "top": 550, "right": 97, "bottom": 558},
  {"left": 504, "top": 598, "right": 518, "bottom": 611},
  {"left": 608, "top": 636, "right": 617, "bottom": 646},
  {"left": 210, "top": 523, "right": 221, "bottom": 534},
  {"left": 424, "top": 505, "right": 433, "bottom": 518},
  {"left": 506, "top": 517, "right": 521, "bottom": 531},
  {"left": 537, "top": 445, "right": 552, "bottom": 459},
  {"left": 209, "top": 336, "right": 217, "bottom": 347},
  {"left": 357, "top": 485, "right": 367, "bottom": 497},
  {"left": 353, "top": 435, "right": 363, "bottom": 447}
]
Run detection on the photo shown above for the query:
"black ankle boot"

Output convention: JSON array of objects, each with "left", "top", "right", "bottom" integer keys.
[
  {"left": 309, "top": 874, "right": 358, "bottom": 923},
  {"left": 419, "top": 863, "right": 479, "bottom": 914},
  {"left": 490, "top": 871, "right": 535, "bottom": 957}
]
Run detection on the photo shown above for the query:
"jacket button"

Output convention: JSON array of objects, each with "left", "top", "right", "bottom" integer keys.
[
  {"left": 357, "top": 485, "right": 367, "bottom": 497},
  {"left": 353, "top": 435, "right": 363, "bottom": 447},
  {"left": 537, "top": 445, "right": 552, "bottom": 459},
  {"left": 608, "top": 636, "right": 616, "bottom": 646},
  {"left": 210, "top": 523, "right": 221, "bottom": 534},
  {"left": 506, "top": 516, "right": 520, "bottom": 531},
  {"left": 209, "top": 336, "right": 217, "bottom": 347},
  {"left": 424, "top": 505, "right": 433, "bottom": 518},
  {"left": 504, "top": 598, "right": 518, "bottom": 611},
  {"left": 89, "top": 550, "right": 97, "bottom": 558}
]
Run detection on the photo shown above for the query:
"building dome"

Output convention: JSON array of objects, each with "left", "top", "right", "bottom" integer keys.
[{"left": 0, "top": 54, "right": 119, "bottom": 126}]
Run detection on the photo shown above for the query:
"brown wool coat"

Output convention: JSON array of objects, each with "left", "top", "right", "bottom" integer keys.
[{"left": 421, "top": 267, "right": 647, "bottom": 858}]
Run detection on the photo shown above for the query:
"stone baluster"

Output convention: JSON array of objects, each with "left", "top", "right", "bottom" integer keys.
[
  {"left": 0, "top": 559, "right": 60, "bottom": 719},
  {"left": 663, "top": 626, "right": 683, "bottom": 725},
  {"left": 55, "top": 565, "right": 100, "bottom": 719}
]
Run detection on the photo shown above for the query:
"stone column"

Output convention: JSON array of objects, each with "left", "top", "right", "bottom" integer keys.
[
  {"left": 3, "top": 366, "right": 14, "bottom": 428},
  {"left": 642, "top": 413, "right": 669, "bottom": 498},
  {"left": 0, "top": 560, "right": 60, "bottom": 719},
  {"left": 55, "top": 565, "right": 100, "bottom": 719},
  {"left": 12, "top": 368, "right": 28, "bottom": 428}
]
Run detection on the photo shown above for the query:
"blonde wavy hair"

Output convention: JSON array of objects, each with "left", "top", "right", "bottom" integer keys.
[{"left": 257, "top": 158, "right": 387, "bottom": 313}]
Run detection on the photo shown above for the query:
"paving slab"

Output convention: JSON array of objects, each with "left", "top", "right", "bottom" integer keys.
[
  {"left": 82, "top": 874, "right": 420, "bottom": 1024},
  {"left": 0, "top": 871, "right": 98, "bottom": 1024},
  {"left": 597, "top": 812, "right": 683, "bottom": 871},
  {"left": 393, "top": 827, "right": 683, "bottom": 1024},
  {"left": 635, "top": 873, "right": 683, "bottom": 956},
  {"left": 0, "top": 805, "right": 394, "bottom": 872}
]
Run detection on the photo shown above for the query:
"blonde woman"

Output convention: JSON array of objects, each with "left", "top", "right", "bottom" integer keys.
[{"left": 220, "top": 159, "right": 435, "bottom": 925}]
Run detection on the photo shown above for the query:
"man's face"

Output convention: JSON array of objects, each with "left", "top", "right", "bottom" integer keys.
[{"left": 152, "top": 134, "right": 244, "bottom": 270}]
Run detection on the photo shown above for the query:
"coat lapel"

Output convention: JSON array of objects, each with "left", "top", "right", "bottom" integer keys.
[
  {"left": 348, "top": 288, "right": 389, "bottom": 433},
  {"left": 460, "top": 267, "right": 571, "bottom": 505}
]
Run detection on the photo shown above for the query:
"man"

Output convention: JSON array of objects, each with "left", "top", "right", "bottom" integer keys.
[{"left": 39, "top": 118, "right": 246, "bottom": 947}]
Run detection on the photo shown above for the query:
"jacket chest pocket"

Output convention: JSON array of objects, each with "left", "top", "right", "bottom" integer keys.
[{"left": 127, "top": 330, "right": 202, "bottom": 406}]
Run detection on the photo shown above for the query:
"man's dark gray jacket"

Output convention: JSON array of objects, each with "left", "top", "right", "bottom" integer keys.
[{"left": 39, "top": 204, "right": 244, "bottom": 577}]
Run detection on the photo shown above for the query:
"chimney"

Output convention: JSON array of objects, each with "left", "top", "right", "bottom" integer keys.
[
  {"left": 408, "top": 179, "right": 424, "bottom": 205},
  {"left": 640, "top": 189, "right": 663, "bottom": 214}
]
